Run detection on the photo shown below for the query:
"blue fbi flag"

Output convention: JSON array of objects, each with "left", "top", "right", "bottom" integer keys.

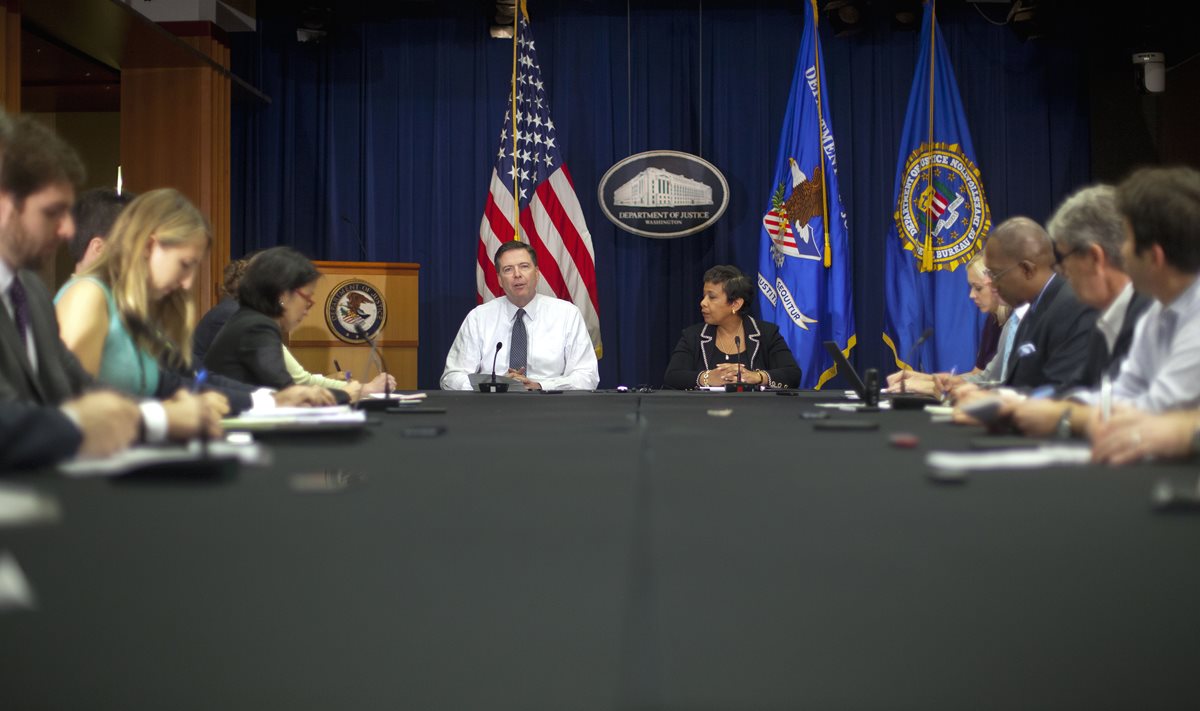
[
  {"left": 756, "top": 0, "right": 855, "bottom": 389},
  {"left": 883, "top": 1, "right": 992, "bottom": 374}
]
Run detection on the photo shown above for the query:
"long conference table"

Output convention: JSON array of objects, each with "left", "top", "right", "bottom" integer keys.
[{"left": 3, "top": 390, "right": 1200, "bottom": 710}]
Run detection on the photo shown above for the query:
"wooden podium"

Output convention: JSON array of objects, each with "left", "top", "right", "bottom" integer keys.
[{"left": 288, "top": 262, "right": 420, "bottom": 389}]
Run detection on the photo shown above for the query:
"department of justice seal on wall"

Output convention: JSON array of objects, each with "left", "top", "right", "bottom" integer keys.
[
  {"left": 597, "top": 150, "right": 729, "bottom": 238},
  {"left": 325, "top": 280, "right": 386, "bottom": 343},
  {"left": 894, "top": 142, "right": 990, "bottom": 272}
]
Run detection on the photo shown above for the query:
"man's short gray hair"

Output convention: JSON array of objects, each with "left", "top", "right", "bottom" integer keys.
[{"left": 1046, "top": 184, "right": 1124, "bottom": 270}]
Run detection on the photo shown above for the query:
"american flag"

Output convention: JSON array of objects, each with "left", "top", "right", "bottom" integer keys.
[{"left": 476, "top": 8, "right": 602, "bottom": 355}]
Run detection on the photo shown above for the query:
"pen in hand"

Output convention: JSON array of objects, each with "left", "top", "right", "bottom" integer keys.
[
  {"left": 194, "top": 368, "right": 209, "bottom": 458},
  {"left": 939, "top": 366, "right": 958, "bottom": 405}
]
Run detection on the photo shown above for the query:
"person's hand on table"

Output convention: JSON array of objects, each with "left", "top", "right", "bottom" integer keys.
[
  {"left": 710, "top": 362, "right": 768, "bottom": 385},
  {"left": 1001, "top": 398, "right": 1072, "bottom": 437},
  {"left": 62, "top": 391, "right": 140, "bottom": 457},
  {"left": 1091, "top": 409, "right": 1198, "bottom": 465},
  {"left": 506, "top": 367, "right": 542, "bottom": 390},
  {"left": 273, "top": 385, "right": 337, "bottom": 407},
  {"left": 886, "top": 369, "right": 936, "bottom": 393},
  {"left": 201, "top": 391, "right": 231, "bottom": 419},
  {"left": 949, "top": 382, "right": 986, "bottom": 406},
  {"left": 893, "top": 375, "right": 938, "bottom": 397},
  {"left": 362, "top": 372, "right": 396, "bottom": 395},
  {"left": 952, "top": 389, "right": 1020, "bottom": 426},
  {"left": 163, "top": 389, "right": 223, "bottom": 440}
]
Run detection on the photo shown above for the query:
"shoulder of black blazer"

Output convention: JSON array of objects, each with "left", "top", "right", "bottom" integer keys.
[{"left": 688, "top": 316, "right": 775, "bottom": 369}]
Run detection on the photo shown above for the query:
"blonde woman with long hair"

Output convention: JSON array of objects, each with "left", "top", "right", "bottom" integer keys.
[
  {"left": 55, "top": 188, "right": 210, "bottom": 397},
  {"left": 887, "top": 250, "right": 1012, "bottom": 395}
]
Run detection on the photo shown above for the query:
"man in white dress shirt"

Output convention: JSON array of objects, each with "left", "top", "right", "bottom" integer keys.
[{"left": 440, "top": 241, "right": 599, "bottom": 391}]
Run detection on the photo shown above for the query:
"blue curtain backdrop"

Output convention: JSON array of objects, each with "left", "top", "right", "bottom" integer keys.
[{"left": 231, "top": 0, "right": 1090, "bottom": 389}]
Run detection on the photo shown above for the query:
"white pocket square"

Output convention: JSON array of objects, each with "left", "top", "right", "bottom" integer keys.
[{"left": 1017, "top": 343, "right": 1037, "bottom": 358}]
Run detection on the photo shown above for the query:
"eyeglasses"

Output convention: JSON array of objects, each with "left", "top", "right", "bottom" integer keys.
[
  {"left": 293, "top": 288, "right": 316, "bottom": 308},
  {"left": 983, "top": 263, "right": 1021, "bottom": 282},
  {"left": 1054, "top": 246, "right": 1084, "bottom": 265}
]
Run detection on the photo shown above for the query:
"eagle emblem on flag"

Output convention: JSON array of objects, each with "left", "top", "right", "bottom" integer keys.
[{"left": 764, "top": 158, "right": 825, "bottom": 267}]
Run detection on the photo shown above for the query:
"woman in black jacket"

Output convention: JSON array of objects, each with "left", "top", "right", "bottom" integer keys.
[
  {"left": 663, "top": 265, "right": 801, "bottom": 389},
  {"left": 203, "top": 246, "right": 346, "bottom": 404}
]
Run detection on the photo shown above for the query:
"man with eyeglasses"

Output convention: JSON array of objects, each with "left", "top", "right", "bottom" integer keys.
[
  {"left": 977, "top": 216, "right": 1096, "bottom": 391},
  {"left": 1001, "top": 185, "right": 1154, "bottom": 436},
  {"left": 1005, "top": 167, "right": 1200, "bottom": 442},
  {"left": 0, "top": 113, "right": 224, "bottom": 469},
  {"left": 1045, "top": 185, "right": 1152, "bottom": 389}
]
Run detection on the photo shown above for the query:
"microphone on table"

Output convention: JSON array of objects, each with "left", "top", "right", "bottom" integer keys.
[
  {"left": 354, "top": 323, "right": 393, "bottom": 410},
  {"left": 891, "top": 327, "right": 937, "bottom": 407},
  {"left": 897, "top": 327, "right": 934, "bottom": 394},
  {"left": 908, "top": 327, "right": 934, "bottom": 374},
  {"left": 479, "top": 341, "right": 509, "bottom": 393},
  {"left": 725, "top": 335, "right": 752, "bottom": 393}
]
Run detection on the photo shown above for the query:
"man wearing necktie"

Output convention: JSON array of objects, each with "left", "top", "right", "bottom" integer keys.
[
  {"left": 983, "top": 216, "right": 1097, "bottom": 391},
  {"left": 1007, "top": 168, "right": 1200, "bottom": 442},
  {"left": 441, "top": 240, "right": 599, "bottom": 391},
  {"left": 0, "top": 114, "right": 215, "bottom": 469}
]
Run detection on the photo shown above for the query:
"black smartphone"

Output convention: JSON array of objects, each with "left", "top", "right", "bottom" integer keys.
[
  {"left": 387, "top": 407, "right": 447, "bottom": 415},
  {"left": 1153, "top": 481, "right": 1200, "bottom": 512},
  {"left": 799, "top": 411, "right": 829, "bottom": 420},
  {"left": 401, "top": 425, "right": 446, "bottom": 438}
]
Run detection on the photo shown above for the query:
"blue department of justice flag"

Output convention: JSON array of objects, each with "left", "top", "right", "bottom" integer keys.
[
  {"left": 883, "top": 1, "right": 991, "bottom": 374},
  {"left": 756, "top": 0, "right": 855, "bottom": 390}
]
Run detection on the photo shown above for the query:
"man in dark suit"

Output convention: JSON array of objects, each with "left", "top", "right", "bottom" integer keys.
[
  {"left": 1, "top": 393, "right": 140, "bottom": 470},
  {"left": 1006, "top": 169, "right": 1200, "bottom": 441},
  {"left": 0, "top": 113, "right": 215, "bottom": 468},
  {"left": 982, "top": 216, "right": 1097, "bottom": 390},
  {"left": 1048, "top": 185, "right": 1152, "bottom": 389},
  {"left": 1003, "top": 186, "right": 1151, "bottom": 436}
]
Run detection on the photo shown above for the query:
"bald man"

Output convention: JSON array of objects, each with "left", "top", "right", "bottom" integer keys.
[{"left": 982, "top": 216, "right": 1096, "bottom": 389}]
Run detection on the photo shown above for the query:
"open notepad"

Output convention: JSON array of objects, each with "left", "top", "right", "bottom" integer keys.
[
  {"left": 59, "top": 439, "right": 270, "bottom": 478},
  {"left": 366, "top": 391, "right": 427, "bottom": 402},
  {"left": 221, "top": 405, "right": 367, "bottom": 432},
  {"left": 926, "top": 445, "right": 1093, "bottom": 474}
]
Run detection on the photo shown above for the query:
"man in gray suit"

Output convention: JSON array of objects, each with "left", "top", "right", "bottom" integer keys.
[{"left": 0, "top": 113, "right": 213, "bottom": 468}]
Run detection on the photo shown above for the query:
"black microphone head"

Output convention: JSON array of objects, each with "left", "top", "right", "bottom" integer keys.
[
  {"left": 918, "top": 327, "right": 934, "bottom": 343},
  {"left": 734, "top": 335, "right": 741, "bottom": 346},
  {"left": 354, "top": 323, "right": 367, "bottom": 337},
  {"left": 490, "top": 342, "right": 503, "bottom": 382}
]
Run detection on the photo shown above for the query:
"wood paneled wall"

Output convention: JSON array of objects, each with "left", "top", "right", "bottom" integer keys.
[
  {"left": 119, "top": 22, "right": 231, "bottom": 314},
  {"left": 1, "top": 0, "right": 19, "bottom": 114}
]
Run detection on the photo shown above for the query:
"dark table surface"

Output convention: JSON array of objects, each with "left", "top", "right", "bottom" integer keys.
[{"left": 2, "top": 391, "right": 1199, "bottom": 710}]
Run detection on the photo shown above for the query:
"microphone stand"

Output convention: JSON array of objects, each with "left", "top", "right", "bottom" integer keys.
[
  {"left": 354, "top": 324, "right": 393, "bottom": 411},
  {"left": 900, "top": 327, "right": 934, "bottom": 394},
  {"left": 725, "top": 334, "right": 753, "bottom": 393},
  {"left": 479, "top": 341, "right": 509, "bottom": 393}
]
